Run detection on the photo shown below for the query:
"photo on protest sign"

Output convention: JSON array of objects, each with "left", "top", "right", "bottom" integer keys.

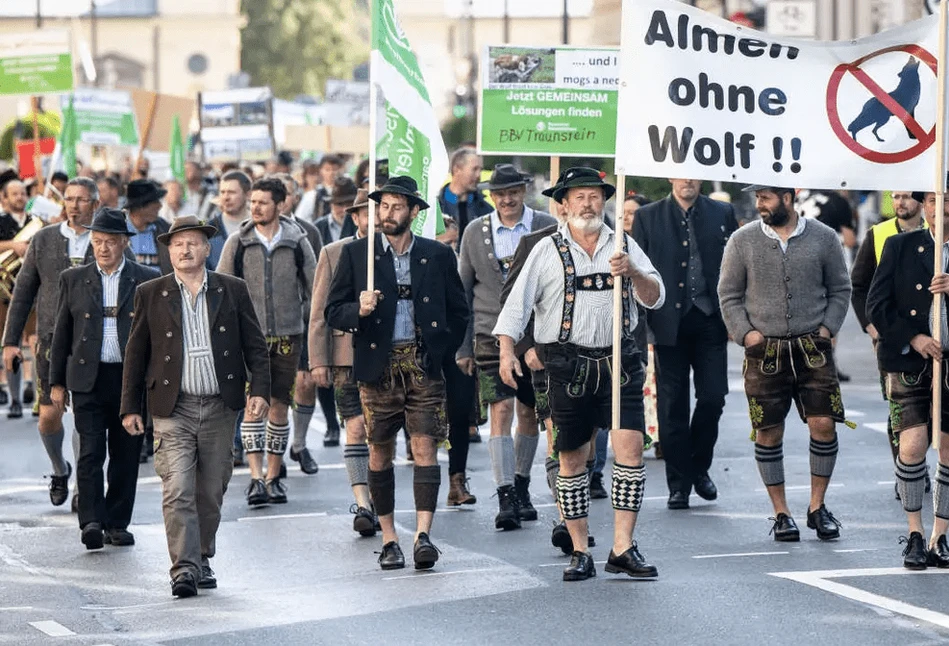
[
  {"left": 479, "top": 45, "right": 619, "bottom": 157},
  {"left": 615, "top": 0, "right": 941, "bottom": 191},
  {"left": 199, "top": 87, "right": 275, "bottom": 162}
]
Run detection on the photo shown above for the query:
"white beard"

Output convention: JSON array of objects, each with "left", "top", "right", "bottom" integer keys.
[{"left": 568, "top": 212, "right": 603, "bottom": 235}]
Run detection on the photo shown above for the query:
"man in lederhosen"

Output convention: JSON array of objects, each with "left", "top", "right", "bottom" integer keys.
[
  {"left": 310, "top": 188, "right": 381, "bottom": 536},
  {"left": 325, "top": 176, "right": 469, "bottom": 571},
  {"left": 49, "top": 208, "right": 158, "bottom": 549},
  {"left": 456, "top": 164, "right": 556, "bottom": 530},
  {"left": 495, "top": 167, "right": 665, "bottom": 581}
]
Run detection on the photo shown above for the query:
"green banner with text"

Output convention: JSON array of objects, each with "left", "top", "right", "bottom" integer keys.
[
  {"left": 0, "top": 31, "right": 73, "bottom": 96},
  {"left": 478, "top": 45, "right": 619, "bottom": 157}
]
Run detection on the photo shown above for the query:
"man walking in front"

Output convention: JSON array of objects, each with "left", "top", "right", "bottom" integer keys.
[
  {"left": 495, "top": 167, "right": 665, "bottom": 581},
  {"left": 457, "top": 164, "right": 556, "bottom": 530},
  {"left": 217, "top": 177, "right": 317, "bottom": 506},
  {"left": 49, "top": 208, "right": 158, "bottom": 549},
  {"left": 718, "top": 185, "right": 851, "bottom": 542},
  {"left": 633, "top": 178, "right": 737, "bottom": 510},
  {"left": 326, "top": 176, "right": 469, "bottom": 571},
  {"left": 121, "top": 216, "right": 270, "bottom": 597}
]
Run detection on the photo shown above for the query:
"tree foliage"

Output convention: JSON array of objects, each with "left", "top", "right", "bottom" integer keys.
[
  {"left": 240, "top": 0, "right": 368, "bottom": 99},
  {"left": 0, "top": 112, "right": 62, "bottom": 161}
]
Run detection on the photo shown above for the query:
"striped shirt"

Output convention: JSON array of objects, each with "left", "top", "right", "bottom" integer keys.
[
  {"left": 98, "top": 259, "right": 125, "bottom": 363},
  {"left": 493, "top": 222, "right": 665, "bottom": 349},
  {"left": 176, "top": 272, "right": 220, "bottom": 396},
  {"left": 381, "top": 234, "right": 416, "bottom": 343},
  {"left": 490, "top": 206, "right": 535, "bottom": 261}
]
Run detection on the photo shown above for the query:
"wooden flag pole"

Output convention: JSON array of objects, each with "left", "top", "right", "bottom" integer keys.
[
  {"left": 367, "top": 38, "right": 378, "bottom": 293},
  {"left": 933, "top": 0, "right": 948, "bottom": 449},
  {"left": 136, "top": 92, "right": 159, "bottom": 176},
  {"left": 31, "top": 97, "right": 44, "bottom": 189},
  {"left": 549, "top": 156, "right": 561, "bottom": 216},
  {"left": 612, "top": 173, "right": 626, "bottom": 431}
]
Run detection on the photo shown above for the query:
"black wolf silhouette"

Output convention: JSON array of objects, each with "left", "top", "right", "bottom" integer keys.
[{"left": 847, "top": 56, "right": 921, "bottom": 143}]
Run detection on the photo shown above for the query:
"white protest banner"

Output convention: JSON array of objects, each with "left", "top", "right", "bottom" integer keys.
[
  {"left": 67, "top": 88, "right": 139, "bottom": 146},
  {"left": 616, "top": 0, "right": 941, "bottom": 191}
]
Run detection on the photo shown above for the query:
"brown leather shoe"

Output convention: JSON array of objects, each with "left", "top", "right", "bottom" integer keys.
[{"left": 447, "top": 472, "right": 477, "bottom": 506}]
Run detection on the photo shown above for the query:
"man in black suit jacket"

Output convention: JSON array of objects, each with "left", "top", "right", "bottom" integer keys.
[
  {"left": 633, "top": 180, "right": 738, "bottom": 510},
  {"left": 49, "top": 209, "right": 159, "bottom": 551},
  {"left": 867, "top": 188, "right": 949, "bottom": 570},
  {"left": 326, "top": 176, "right": 468, "bottom": 572}
]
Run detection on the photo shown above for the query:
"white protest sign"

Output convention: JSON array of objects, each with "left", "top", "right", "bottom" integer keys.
[{"left": 615, "top": 0, "right": 941, "bottom": 191}]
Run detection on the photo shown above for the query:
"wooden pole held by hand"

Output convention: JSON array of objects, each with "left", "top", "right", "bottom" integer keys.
[
  {"left": 932, "top": 0, "right": 948, "bottom": 449},
  {"left": 612, "top": 173, "right": 626, "bottom": 431}
]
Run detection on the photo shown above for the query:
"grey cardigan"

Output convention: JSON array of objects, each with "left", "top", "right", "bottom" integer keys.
[
  {"left": 456, "top": 207, "right": 557, "bottom": 359},
  {"left": 216, "top": 216, "right": 317, "bottom": 337},
  {"left": 718, "top": 218, "right": 851, "bottom": 344}
]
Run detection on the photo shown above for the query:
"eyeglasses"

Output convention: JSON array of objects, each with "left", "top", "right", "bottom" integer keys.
[{"left": 63, "top": 197, "right": 92, "bottom": 204}]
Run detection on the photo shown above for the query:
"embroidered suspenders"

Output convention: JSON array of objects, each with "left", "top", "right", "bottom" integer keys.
[{"left": 550, "top": 231, "right": 632, "bottom": 344}]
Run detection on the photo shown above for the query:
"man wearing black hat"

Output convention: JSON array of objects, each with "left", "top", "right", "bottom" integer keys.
[
  {"left": 719, "top": 185, "right": 851, "bottom": 543},
  {"left": 125, "top": 179, "right": 172, "bottom": 275},
  {"left": 315, "top": 176, "right": 359, "bottom": 245},
  {"left": 326, "top": 175, "right": 469, "bottom": 571},
  {"left": 49, "top": 209, "right": 158, "bottom": 550},
  {"left": 456, "top": 164, "right": 556, "bottom": 529},
  {"left": 867, "top": 187, "right": 949, "bottom": 569},
  {"left": 632, "top": 179, "right": 738, "bottom": 511},
  {"left": 3, "top": 177, "right": 109, "bottom": 508},
  {"left": 121, "top": 215, "right": 270, "bottom": 597},
  {"left": 495, "top": 167, "right": 665, "bottom": 582}
]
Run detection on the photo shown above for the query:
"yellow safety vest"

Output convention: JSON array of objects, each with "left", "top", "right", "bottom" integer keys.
[{"left": 872, "top": 217, "right": 927, "bottom": 264}]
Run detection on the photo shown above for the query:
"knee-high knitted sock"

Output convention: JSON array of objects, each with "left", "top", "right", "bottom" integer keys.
[
  {"left": 514, "top": 433, "right": 539, "bottom": 478},
  {"left": 755, "top": 443, "right": 785, "bottom": 487},
  {"left": 934, "top": 463, "right": 949, "bottom": 521},
  {"left": 414, "top": 465, "right": 441, "bottom": 513},
  {"left": 545, "top": 456, "right": 560, "bottom": 497},
  {"left": 265, "top": 421, "right": 290, "bottom": 456},
  {"left": 40, "top": 427, "right": 68, "bottom": 476},
  {"left": 344, "top": 443, "right": 370, "bottom": 487},
  {"left": 368, "top": 467, "right": 395, "bottom": 517},
  {"left": 611, "top": 462, "right": 646, "bottom": 512},
  {"left": 291, "top": 403, "right": 315, "bottom": 452},
  {"left": 241, "top": 420, "right": 266, "bottom": 454},
  {"left": 556, "top": 472, "right": 590, "bottom": 520},
  {"left": 809, "top": 436, "right": 839, "bottom": 478},
  {"left": 895, "top": 458, "right": 928, "bottom": 514},
  {"left": 7, "top": 365, "right": 21, "bottom": 403},
  {"left": 488, "top": 436, "right": 515, "bottom": 488}
]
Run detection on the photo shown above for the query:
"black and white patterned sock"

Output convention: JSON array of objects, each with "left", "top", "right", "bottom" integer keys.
[
  {"left": 556, "top": 472, "right": 590, "bottom": 520},
  {"left": 611, "top": 462, "right": 646, "bottom": 512}
]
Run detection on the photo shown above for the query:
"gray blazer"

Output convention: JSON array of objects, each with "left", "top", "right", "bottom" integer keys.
[
  {"left": 456, "top": 207, "right": 557, "bottom": 359},
  {"left": 3, "top": 224, "right": 96, "bottom": 346}
]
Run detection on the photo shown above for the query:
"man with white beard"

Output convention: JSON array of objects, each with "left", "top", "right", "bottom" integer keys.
[{"left": 494, "top": 167, "right": 665, "bottom": 582}]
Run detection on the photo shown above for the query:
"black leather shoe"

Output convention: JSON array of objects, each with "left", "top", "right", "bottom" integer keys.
[
  {"left": 495, "top": 486, "right": 521, "bottom": 531},
  {"left": 563, "top": 551, "right": 596, "bottom": 581},
  {"left": 351, "top": 504, "right": 377, "bottom": 537},
  {"left": 171, "top": 572, "right": 198, "bottom": 598},
  {"left": 378, "top": 541, "right": 405, "bottom": 570},
  {"left": 589, "top": 472, "right": 609, "bottom": 500},
  {"left": 806, "top": 505, "right": 841, "bottom": 540},
  {"left": 245, "top": 478, "right": 268, "bottom": 506},
  {"left": 323, "top": 426, "right": 340, "bottom": 447},
  {"left": 514, "top": 475, "right": 538, "bottom": 520},
  {"left": 22, "top": 383, "right": 34, "bottom": 405},
  {"left": 265, "top": 478, "right": 288, "bottom": 504},
  {"left": 927, "top": 534, "right": 949, "bottom": 568},
  {"left": 7, "top": 400, "right": 22, "bottom": 419},
  {"left": 198, "top": 564, "right": 217, "bottom": 589},
  {"left": 901, "top": 532, "right": 928, "bottom": 570},
  {"left": 289, "top": 447, "right": 319, "bottom": 474},
  {"left": 694, "top": 474, "right": 718, "bottom": 501},
  {"left": 414, "top": 532, "right": 440, "bottom": 570},
  {"left": 667, "top": 491, "right": 689, "bottom": 510},
  {"left": 104, "top": 528, "right": 135, "bottom": 546},
  {"left": 81, "top": 522, "right": 104, "bottom": 550},
  {"left": 551, "top": 522, "right": 572, "bottom": 555},
  {"left": 605, "top": 543, "right": 659, "bottom": 578},
  {"left": 770, "top": 513, "right": 800, "bottom": 542},
  {"left": 49, "top": 462, "right": 71, "bottom": 507}
]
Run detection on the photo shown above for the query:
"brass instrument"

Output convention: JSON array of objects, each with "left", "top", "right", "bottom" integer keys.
[{"left": 0, "top": 218, "right": 43, "bottom": 300}]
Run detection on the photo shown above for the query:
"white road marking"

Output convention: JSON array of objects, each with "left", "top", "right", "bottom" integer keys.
[
  {"left": 0, "top": 606, "right": 32, "bottom": 611},
  {"left": 28, "top": 620, "right": 76, "bottom": 637},
  {"left": 692, "top": 551, "right": 789, "bottom": 559},
  {"left": 237, "top": 512, "right": 328, "bottom": 522},
  {"left": 381, "top": 566, "right": 501, "bottom": 581},
  {"left": 847, "top": 409, "right": 867, "bottom": 418},
  {"left": 770, "top": 567, "right": 949, "bottom": 630},
  {"left": 832, "top": 548, "right": 879, "bottom": 553},
  {"left": 864, "top": 422, "right": 889, "bottom": 434},
  {"left": 877, "top": 480, "right": 895, "bottom": 485}
]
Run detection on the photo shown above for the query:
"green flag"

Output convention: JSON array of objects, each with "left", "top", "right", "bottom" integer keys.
[
  {"left": 59, "top": 95, "right": 77, "bottom": 179},
  {"left": 170, "top": 114, "right": 187, "bottom": 199},
  {"left": 372, "top": 0, "right": 447, "bottom": 237}
]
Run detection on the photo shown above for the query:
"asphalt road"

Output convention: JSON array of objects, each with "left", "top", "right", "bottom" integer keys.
[{"left": 1, "top": 313, "right": 948, "bottom": 645}]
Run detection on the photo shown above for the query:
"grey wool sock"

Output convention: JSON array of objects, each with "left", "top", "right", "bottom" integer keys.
[{"left": 488, "top": 436, "right": 515, "bottom": 488}]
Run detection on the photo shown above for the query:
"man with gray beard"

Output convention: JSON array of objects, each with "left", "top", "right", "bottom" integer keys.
[{"left": 495, "top": 167, "right": 665, "bottom": 582}]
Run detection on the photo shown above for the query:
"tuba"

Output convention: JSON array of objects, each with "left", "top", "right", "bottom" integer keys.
[{"left": 0, "top": 218, "right": 43, "bottom": 300}]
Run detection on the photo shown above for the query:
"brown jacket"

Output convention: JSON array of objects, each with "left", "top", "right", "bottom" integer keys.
[
  {"left": 308, "top": 236, "right": 354, "bottom": 368},
  {"left": 120, "top": 271, "right": 270, "bottom": 418}
]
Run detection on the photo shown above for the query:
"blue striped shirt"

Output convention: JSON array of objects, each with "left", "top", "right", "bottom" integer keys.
[
  {"left": 381, "top": 235, "right": 416, "bottom": 343},
  {"left": 490, "top": 206, "right": 535, "bottom": 261}
]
